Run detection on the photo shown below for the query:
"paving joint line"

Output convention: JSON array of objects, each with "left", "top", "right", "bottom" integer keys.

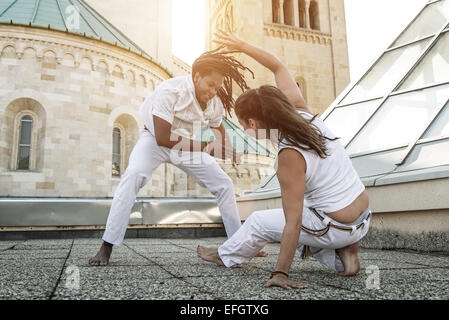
[
  {"left": 165, "top": 241, "right": 198, "bottom": 252},
  {"left": 48, "top": 239, "right": 74, "bottom": 300},
  {"left": 0, "top": 241, "right": 26, "bottom": 252},
  {"left": 124, "top": 243, "right": 218, "bottom": 297}
]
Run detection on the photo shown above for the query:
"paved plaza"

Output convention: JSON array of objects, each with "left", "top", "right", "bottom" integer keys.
[{"left": 0, "top": 237, "right": 447, "bottom": 300}]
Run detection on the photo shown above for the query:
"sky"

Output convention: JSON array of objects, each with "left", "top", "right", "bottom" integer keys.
[
  {"left": 172, "top": 0, "right": 429, "bottom": 81},
  {"left": 172, "top": 0, "right": 206, "bottom": 66}
]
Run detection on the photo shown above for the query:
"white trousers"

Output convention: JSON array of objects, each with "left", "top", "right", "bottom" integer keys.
[
  {"left": 218, "top": 207, "right": 371, "bottom": 272},
  {"left": 103, "top": 130, "right": 242, "bottom": 246}
]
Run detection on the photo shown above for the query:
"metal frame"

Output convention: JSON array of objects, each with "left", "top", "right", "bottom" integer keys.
[
  {"left": 322, "top": 1, "right": 446, "bottom": 112},
  {"left": 321, "top": 0, "right": 433, "bottom": 120},
  {"left": 417, "top": 134, "right": 449, "bottom": 145},
  {"left": 349, "top": 144, "right": 408, "bottom": 160},
  {"left": 387, "top": 0, "right": 443, "bottom": 49},
  {"left": 251, "top": 1, "right": 449, "bottom": 194},
  {"left": 397, "top": 96, "right": 449, "bottom": 165},
  {"left": 222, "top": 118, "right": 276, "bottom": 157},
  {"left": 342, "top": 30, "right": 444, "bottom": 151},
  {"left": 324, "top": 14, "right": 449, "bottom": 162}
]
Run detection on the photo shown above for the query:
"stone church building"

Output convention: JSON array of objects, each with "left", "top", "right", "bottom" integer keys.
[{"left": 0, "top": 0, "right": 349, "bottom": 200}]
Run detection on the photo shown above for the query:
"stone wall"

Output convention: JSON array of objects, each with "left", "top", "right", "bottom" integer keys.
[
  {"left": 206, "top": 0, "right": 350, "bottom": 115},
  {"left": 0, "top": 26, "right": 274, "bottom": 198}
]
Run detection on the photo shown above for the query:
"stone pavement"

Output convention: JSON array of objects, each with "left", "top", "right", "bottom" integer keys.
[{"left": 0, "top": 237, "right": 447, "bottom": 300}]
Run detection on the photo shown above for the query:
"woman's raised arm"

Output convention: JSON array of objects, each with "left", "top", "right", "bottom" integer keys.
[{"left": 214, "top": 30, "right": 311, "bottom": 114}]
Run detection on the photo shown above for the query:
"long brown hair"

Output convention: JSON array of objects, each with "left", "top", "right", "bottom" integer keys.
[
  {"left": 235, "top": 85, "right": 337, "bottom": 158},
  {"left": 192, "top": 48, "right": 254, "bottom": 117}
]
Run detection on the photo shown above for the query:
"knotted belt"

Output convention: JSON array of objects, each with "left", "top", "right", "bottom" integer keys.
[
  {"left": 301, "top": 207, "right": 371, "bottom": 238},
  {"left": 300, "top": 208, "right": 371, "bottom": 260}
]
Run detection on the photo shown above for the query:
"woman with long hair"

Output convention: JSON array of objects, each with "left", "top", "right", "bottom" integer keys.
[{"left": 197, "top": 31, "right": 371, "bottom": 289}]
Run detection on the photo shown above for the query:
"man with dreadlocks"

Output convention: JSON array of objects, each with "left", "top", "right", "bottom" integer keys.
[{"left": 89, "top": 49, "right": 263, "bottom": 266}]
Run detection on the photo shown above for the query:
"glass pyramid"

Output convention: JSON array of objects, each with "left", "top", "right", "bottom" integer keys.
[
  {"left": 245, "top": 0, "right": 449, "bottom": 197},
  {"left": 322, "top": 0, "right": 449, "bottom": 187},
  {"left": 195, "top": 118, "right": 276, "bottom": 158}
]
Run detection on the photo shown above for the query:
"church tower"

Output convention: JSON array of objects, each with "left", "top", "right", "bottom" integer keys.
[{"left": 206, "top": 0, "right": 350, "bottom": 115}]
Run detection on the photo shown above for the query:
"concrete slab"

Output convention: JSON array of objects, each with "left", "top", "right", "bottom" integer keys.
[
  {"left": 53, "top": 266, "right": 214, "bottom": 300},
  {"left": 0, "top": 259, "right": 65, "bottom": 299},
  {"left": 0, "top": 238, "right": 447, "bottom": 300}
]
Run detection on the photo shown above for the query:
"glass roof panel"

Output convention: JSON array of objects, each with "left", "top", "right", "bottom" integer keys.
[
  {"left": 391, "top": 0, "right": 449, "bottom": 48},
  {"left": 399, "top": 31, "right": 449, "bottom": 91},
  {"left": 195, "top": 119, "right": 275, "bottom": 157},
  {"left": 351, "top": 147, "right": 406, "bottom": 178},
  {"left": 396, "top": 138, "right": 449, "bottom": 172},
  {"left": 253, "top": 174, "right": 279, "bottom": 192},
  {"left": 340, "top": 39, "right": 431, "bottom": 105},
  {"left": 422, "top": 100, "right": 449, "bottom": 139},
  {"left": 323, "top": 99, "right": 381, "bottom": 146},
  {"left": 346, "top": 83, "right": 449, "bottom": 155}
]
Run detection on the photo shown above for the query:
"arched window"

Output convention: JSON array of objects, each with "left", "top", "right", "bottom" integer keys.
[
  {"left": 309, "top": 0, "right": 320, "bottom": 31},
  {"left": 112, "top": 127, "right": 122, "bottom": 177},
  {"left": 111, "top": 115, "right": 139, "bottom": 177},
  {"left": 283, "top": 0, "right": 294, "bottom": 26},
  {"left": 272, "top": 0, "right": 281, "bottom": 23},
  {"left": 4, "top": 99, "right": 45, "bottom": 172},
  {"left": 17, "top": 115, "right": 33, "bottom": 170},
  {"left": 298, "top": 0, "right": 306, "bottom": 28}
]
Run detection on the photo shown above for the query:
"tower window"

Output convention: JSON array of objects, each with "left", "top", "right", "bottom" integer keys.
[
  {"left": 272, "top": 0, "right": 281, "bottom": 23},
  {"left": 298, "top": 0, "right": 306, "bottom": 28},
  {"left": 283, "top": 0, "right": 294, "bottom": 26}
]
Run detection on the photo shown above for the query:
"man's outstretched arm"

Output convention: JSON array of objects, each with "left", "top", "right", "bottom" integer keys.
[{"left": 153, "top": 115, "right": 206, "bottom": 152}]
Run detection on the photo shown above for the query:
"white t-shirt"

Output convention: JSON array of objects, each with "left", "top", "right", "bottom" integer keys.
[
  {"left": 276, "top": 111, "right": 365, "bottom": 213},
  {"left": 139, "top": 75, "right": 225, "bottom": 139}
]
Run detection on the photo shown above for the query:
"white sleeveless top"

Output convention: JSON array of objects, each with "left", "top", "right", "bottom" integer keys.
[{"left": 276, "top": 111, "right": 365, "bottom": 213}]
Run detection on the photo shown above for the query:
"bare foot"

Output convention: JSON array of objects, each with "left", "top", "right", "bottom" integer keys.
[
  {"left": 197, "top": 245, "right": 224, "bottom": 266},
  {"left": 88, "top": 241, "right": 113, "bottom": 266},
  {"left": 336, "top": 242, "right": 360, "bottom": 276},
  {"left": 255, "top": 251, "right": 268, "bottom": 257}
]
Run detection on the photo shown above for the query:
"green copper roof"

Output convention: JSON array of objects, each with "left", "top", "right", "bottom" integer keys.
[
  {"left": 0, "top": 0, "right": 164, "bottom": 68},
  {"left": 196, "top": 118, "right": 276, "bottom": 158}
]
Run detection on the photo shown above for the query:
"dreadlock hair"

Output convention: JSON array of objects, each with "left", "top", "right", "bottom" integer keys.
[
  {"left": 192, "top": 47, "right": 254, "bottom": 117},
  {"left": 235, "top": 85, "right": 339, "bottom": 159}
]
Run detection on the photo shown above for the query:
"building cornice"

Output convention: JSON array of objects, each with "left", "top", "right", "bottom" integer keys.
[
  {"left": 0, "top": 24, "right": 172, "bottom": 80},
  {"left": 263, "top": 23, "right": 332, "bottom": 45}
]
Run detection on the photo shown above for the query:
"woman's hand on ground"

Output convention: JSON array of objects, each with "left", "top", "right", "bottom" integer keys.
[{"left": 264, "top": 275, "right": 308, "bottom": 290}]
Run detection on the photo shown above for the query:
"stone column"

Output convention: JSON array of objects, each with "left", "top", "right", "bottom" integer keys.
[
  {"left": 292, "top": 0, "right": 300, "bottom": 27},
  {"left": 279, "top": 0, "right": 285, "bottom": 24},
  {"left": 305, "top": 0, "right": 311, "bottom": 29}
]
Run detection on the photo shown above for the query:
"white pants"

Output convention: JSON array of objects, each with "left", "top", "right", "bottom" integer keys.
[
  {"left": 218, "top": 207, "right": 371, "bottom": 272},
  {"left": 103, "top": 130, "right": 242, "bottom": 246}
]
